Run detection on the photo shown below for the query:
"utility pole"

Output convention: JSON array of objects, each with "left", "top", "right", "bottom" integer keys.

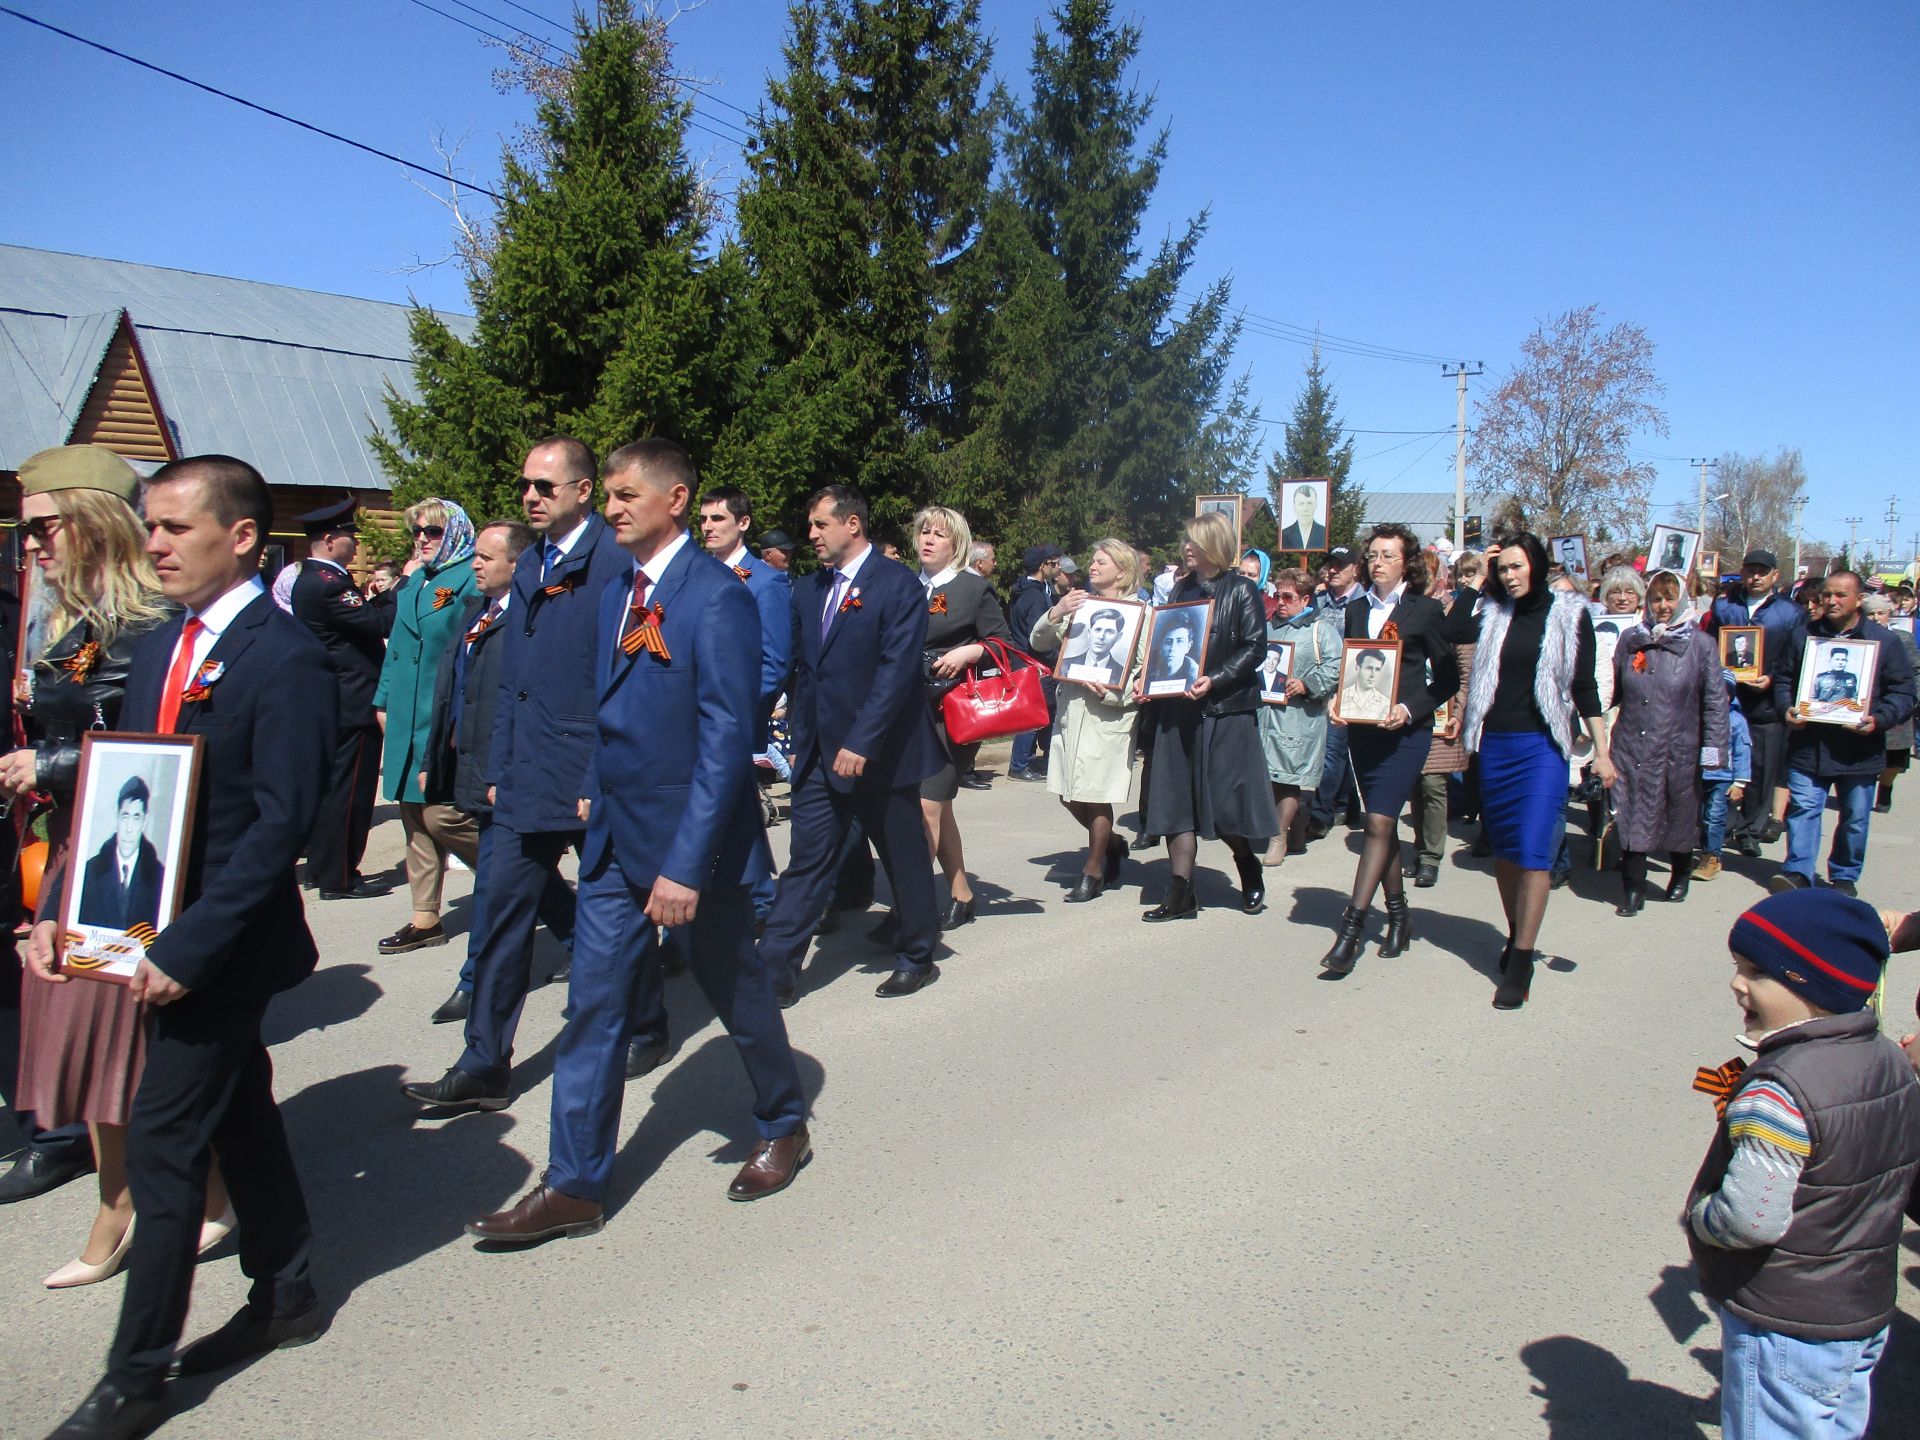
[
  {"left": 1791, "top": 495, "right": 1810, "bottom": 578},
  {"left": 1884, "top": 496, "right": 1900, "bottom": 569},
  {"left": 1843, "top": 516, "right": 1863, "bottom": 571},
  {"left": 1441, "top": 361, "right": 1483, "bottom": 551},
  {"left": 1690, "top": 457, "right": 1719, "bottom": 540}
]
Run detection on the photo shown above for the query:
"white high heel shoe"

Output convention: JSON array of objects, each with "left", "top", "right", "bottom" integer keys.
[
  {"left": 197, "top": 1206, "right": 238, "bottom": 1255},
  {"left": 44, "top": 1218, "right": 135, "bottom": 1289}
]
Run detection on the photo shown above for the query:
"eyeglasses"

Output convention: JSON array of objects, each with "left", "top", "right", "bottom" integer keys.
[
  {"left": 521, "top": 479, "right": 558, "bottom": 498},
  {"left": 411, "top": 525, "right": 445, "bottom": 540},
  {"left": 21, "top": 516, "right": 64, "bottom": 544}
]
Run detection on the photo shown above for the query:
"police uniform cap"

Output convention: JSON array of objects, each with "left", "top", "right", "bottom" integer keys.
[
  {"left": 297, "top": 497, "right": 359, "bottom": 539},
  {"left": 18, "top": 445, "right": 141, "bottom": 505}
]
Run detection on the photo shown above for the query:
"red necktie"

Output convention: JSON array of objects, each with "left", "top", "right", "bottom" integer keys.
[{"left": 155, "top": 616, "right": 206, "bottom": 734}]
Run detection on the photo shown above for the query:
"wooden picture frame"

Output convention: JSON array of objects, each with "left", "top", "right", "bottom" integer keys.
[
  {"left": 1720, "top": 626, "right": 1765, "bottom": 683},
  {"left": 57, "top": 733, "right": 204, "bottom": 985},
  {"left": 1195, "top": 494, "right": 1244, "bottom": 560},
  {"left": 1277, "top": 479, "right": 1332, "bottom": 554},
  {"left": 1546, "top": 533, "right": 1590, "bottom": 585},
  {"left": 1057, "top": 597, "right": 1147, "bottom": 692},
  {"left": 1432, "top": 697, "right": 1454, "bottom": 735},
  {"left": 1647, "top": 523, "right": 1701, "bottom": 579},
  {"left": 1792, "top": 637, "right": 1879, "bottom": 728},
  {"left": 1334, "top": 638, "right": 1402, "bottom": 726},
  {"left": 1699, "top": 550, "right": 1722, "bottom": 580},
  {"left": 1256, "top": 640, "right": 1295, "bottom": 705},
  {"left": 1143, "top": 600, "right": 1212, "bottom": 698}
]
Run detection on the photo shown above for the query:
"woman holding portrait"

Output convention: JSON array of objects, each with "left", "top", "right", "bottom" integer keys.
[
  {"left": 917, "top": 506, "right": 1012, "bottom": 930},
  {"left": 0, "top": 446, "right": 229, "bottom": 1288},
  {"left": 1030, "top": 539, "right": 1145, "bottom": 901},
  {"left": 1136, "top": 511, "right": 1274, "bottom": 919},
  {"left": 1320, "top": 524, "right": 1458, "bottom": 974},
  {"left": 1256, "top": 568, "right": 1342, "bottom": 866}
]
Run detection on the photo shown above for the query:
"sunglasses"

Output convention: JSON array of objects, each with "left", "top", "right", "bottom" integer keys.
[
  {"left": 521, "top": 479, "right": 562, "bottom": 498},
  {"left": 21, "top": 516, "right": 64, "bottom": 544},
  {"left": 411, "top": 525, "right": 446, "bottom": 540}
]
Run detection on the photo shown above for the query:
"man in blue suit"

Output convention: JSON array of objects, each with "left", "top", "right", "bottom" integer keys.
[
  {"left": 467, "top": 440, "right": 809, "bottom": 1245},
  {"left": 404, "top": 437, "right": 648, "bottom": 1115},
  {"left": 35, "top": 456, "right": 336, "bottom": 1439},
  {"left": 757, "top": 484, "right": 945, "bottom": 1001}
]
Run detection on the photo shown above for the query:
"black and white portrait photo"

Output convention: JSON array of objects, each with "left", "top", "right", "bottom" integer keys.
[
  {"left": 60, "top": 733, "right": 202, "bottom": 984},
  {"left": 1058, "top": 598, "right": 1146, "bottom": 690},
  {"left": 1144, "top": 600, "right": 1211, "bottom": 698},
  {"left": 1278, "top": 479, "right": 1330, "bottom": 553},
  {"left": 1793, "top": 637, "right": 1879, "bottom": 726},
  {"left": 1195, "top": 495, "right": 1244, "bottom": 558},
  {"left": 1720, "top": 625, "right": 1764, "bottom": 680},
  {"left": 1548, "top": 533, "right": 1590, "bottom": 583},
  {"left": 1647, "top": 523, "right": 1700, "bottom": 578},
  {"left": 1257, "top": 641, "right": 1295, "bottom": 704},
  {"left": 1335, "top": 639, "right": 1401, "bottom": 725}
]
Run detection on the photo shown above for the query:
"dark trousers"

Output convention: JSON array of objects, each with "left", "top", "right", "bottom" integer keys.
[
  {"left": 1311, "top": 722, "right": 1357, "bottom": 826},
  {"left": 758, "top": 768, "right": 938, "bottom": 987},
  {"left": 306, "top": 723, "right": 379, "bottom": 892},
  {"left": 110, "top": 987, "right": 314, "bottom": 1392},
  {"left": 1737, "top": 719, "right": 1786, "bottom": 835},
  {"left": 456, "top": 816, "right": 577, "bottom": 994},
  {"left": 550, "top": 872, "right": 805, "bottom": 1203}
]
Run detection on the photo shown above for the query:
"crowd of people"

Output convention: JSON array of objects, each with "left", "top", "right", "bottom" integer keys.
[{"left": 1, "top": 435, "right": 1916, "bottom": 1440}]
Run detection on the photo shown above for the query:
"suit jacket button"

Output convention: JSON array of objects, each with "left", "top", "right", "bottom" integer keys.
[{"left": 518, "top": 690, "right": 529, "bottom": 700}]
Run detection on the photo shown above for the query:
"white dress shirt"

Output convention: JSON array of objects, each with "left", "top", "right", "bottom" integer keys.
[
  {"left": 1364, "top": 583, "right": 1406, "bottom": 639},
  {"left": 177, "top": 575, "right": 268, "bottom": 675}
]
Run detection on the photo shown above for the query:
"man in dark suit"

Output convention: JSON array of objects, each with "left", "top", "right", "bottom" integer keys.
[
  {"left": 756, "top": 484, "right": 945, "bottom": 1001},
  {"left": 77, "top": 775, "right": 165, "bottom": 932},
  {"left": 403, "top": 437, "right": 645, "bottom": 1115},
  {"left": 467, "top": 440, "right": 809, "bottom": 1245},
  {"left": 33, "top": 455, "right": 337, "bottom": 1440},
  {"left": 1281, "top": 484, "right": 1327, "bottom": 553},
  {"left": 288, "top": 496, "right": 394, "bottom": 900}
]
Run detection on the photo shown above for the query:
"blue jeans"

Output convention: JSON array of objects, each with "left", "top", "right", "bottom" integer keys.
[
  {"left": 1703, "top": 779, "right": 1732, "bottom": 856},
  {"left": 1010, "top": 726, "right": 1044, "bottom": 774},
  {"left": 1720, "top": 1309, "right": 1885, "bottom": 1440},
  {"left": 1783, "top": 770, "right": 1875, "bottom": 883}
]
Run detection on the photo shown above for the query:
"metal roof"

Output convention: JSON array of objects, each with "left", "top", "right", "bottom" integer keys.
[
  {"left": 0, "top": 244, "right": 474, "bottom": 489},
  {"left": 1361, "top": 489, "right": 1504, "bottom": 541}
]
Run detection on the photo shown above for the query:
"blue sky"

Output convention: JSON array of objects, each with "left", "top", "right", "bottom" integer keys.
[{"left": 4, "top": 1, "right": 1914, "bottom": 559}]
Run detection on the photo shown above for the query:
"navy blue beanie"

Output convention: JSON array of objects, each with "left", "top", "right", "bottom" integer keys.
[{"left": 1729, "top": 889, "right": 1887, "bottom": 1014}]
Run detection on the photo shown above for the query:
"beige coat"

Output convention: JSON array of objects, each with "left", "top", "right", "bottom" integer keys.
[{"left": 1031, "top": 605, "right": 1144, "bottom": 805}]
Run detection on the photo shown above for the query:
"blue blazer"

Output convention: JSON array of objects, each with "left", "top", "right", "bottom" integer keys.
[
  {"left": 729, "top": 550, "right": 793, "bottom": 722},
  {"left": 579, "top": 541, "right": 771, "bottom": 893},
  {"left": 785, "top": 549, "right": 942, "bottom": 793},
  {"left": 488, "top": 513, "right": 633, "bottom": 833},
  {"left": 116, "top": 592, "right": 337, "bottom": 995}
]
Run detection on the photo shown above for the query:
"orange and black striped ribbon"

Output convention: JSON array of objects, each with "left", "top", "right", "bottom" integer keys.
[
  {"left": 620, "top": 602, "right": 670, "bottom": 660},
  {"left": 928, "top": 591, "right": 948, "bottom": 615},
  {"left": 432, "top": 586, "right": 456, "bottom": 609},
  {"left": 1692, "top": 1057, "right": 1748, "bottom": 1119},
  {"left": 732, "top": 564, "right": 752, "bottom": 581}
]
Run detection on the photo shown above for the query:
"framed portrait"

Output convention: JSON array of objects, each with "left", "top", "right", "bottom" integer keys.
[
  {"left": 1432, "top": 697, "right": 1453, "bottom": 734},
  {"left": 1793, "top": 637, "right": 1879, "bottom": 727},
  {"left": 1547, "top": 533, "right": 1590, "bottom": 584},
  {"left": 1256, "top": 640, "right": 1295, "bottom": 705},
  {"left": 1057, "top": 597, "right": 1146, "bottom": 691},
  {"left": 1278, "top": 478, "right": 1331, "bottom": 554},
  {"left": 1195, "top": 494, "right": 1244, "bottom": 557},
  {"left": 1647, "top": 523, "right": 1701, "bottom": 579},
  {"left": 1720, "top": 626, "right": 1765, "bottom": 683},
  {"left": 1334, "top": 638, "right": 1402, "bottom": 726},
  {"left": 1143, "top": 600, "right": 1211, "bottom": 698},
  {"left": 57, "top": 733, "right": 203, "bottom": 985},
  {"left": 1699, "top": 550, "right": 1722, "bottom": 580},
  {"left": 1591, "top": 616, "right": 1627, "bottom": 709},
  {"left": 1890, "top": 615, "right": 1915, "bottom": 636}
]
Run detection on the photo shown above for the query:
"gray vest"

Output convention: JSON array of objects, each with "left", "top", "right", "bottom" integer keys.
[{"left": 1687, "top": 1011, "right": 1920, "bottom": 1339}]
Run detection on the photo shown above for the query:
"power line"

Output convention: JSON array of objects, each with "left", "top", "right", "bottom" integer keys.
[{"left": 1, "top": 3, "right": 507, "bottom": 201}]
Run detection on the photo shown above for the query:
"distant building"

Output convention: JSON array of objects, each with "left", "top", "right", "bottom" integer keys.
[
  {"left": 1359, "top": 490, "right": 1507, "bottom": 547},
  {"left": 0, "top": 243, "right": 472, "bottom": 567}
]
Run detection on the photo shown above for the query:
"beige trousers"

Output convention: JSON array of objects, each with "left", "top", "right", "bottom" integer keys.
[{"left": 401, "top": 801, "right": 480, "bottom": 915}]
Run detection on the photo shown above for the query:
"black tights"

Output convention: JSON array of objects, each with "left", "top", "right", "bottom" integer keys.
[
  {"left": 1348, "top": 812, "right": 1403, "bottom": 910},
  {"left": 1620, "top": 850, "right": 1691, "bottom": 888},
  {"left": 1166, "top": 831, "right": 1253, "bottom": 881},
  {"left": 1064, "top": 800, "right": 1115, "bottom": 877},
  {"left": 1494, "top": 860, "right": 1550, "bottom": 951}
]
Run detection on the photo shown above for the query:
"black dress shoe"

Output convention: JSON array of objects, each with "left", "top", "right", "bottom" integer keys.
[
  {"left": 1414, "top": 863, "right": 1439, "bottom": 889},
  {"left": 429, "top": 988, "right": 471, "bottom": 1025},
  {"left": 378, "top": 920, "right": 447, "bottom": 954},
  {"left": 401, "top": 1067, "right": 508, "bottom": 1113},
  {"left": 959, "top": 773, "right": 992, "bottom": 791},
  {"left": 1401, "top": 859, "right": 1419, "bottom": 879},
  {"left": 170, "top": 1301, "right": 325, "bottom": 1377},
  {"left": 1303, "top": 818, "right": 1331, "bottom": 842},
  {"left": 1142, "top": 875, "right": 1197, "bottom": 922},
  {"left": 45, "top": 1377, "right": 164, "bottom": 1439},
  {"left": 940, "top": 896, "right": 975, "bottom": 931},
  {"left": 875, "top": 965, "right": 937, "bottom": 998},
  {"left": 0, "top": 1144, "right": 95, "bottom": 1204},
  {"left": 1768, "top": 871, "right": 1813, "bottom": 894},
  {"left": 1831, "top": 879, "right": 1858, "bottom": 897},
  {"left": 1064, "top": 874, "right": 1104, "bottom": 903},
  {"left": 1233, "top": 852, "right": 1265, "bottom": 914},
  {"left": 625, "top": 1037, "right": 671, "bottom": 1080},
  {"left": 1616, "top": 888, "right": 1646, "bottom": 917},
  {"left": 548, "top": 957, "right": 572, "bottom": 983}
]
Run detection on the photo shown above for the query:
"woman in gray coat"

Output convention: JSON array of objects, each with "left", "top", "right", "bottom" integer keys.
[
  {"left": 1256, "top": 567, "right": 1342, "bottom": 864},
  {"left": 1610, "top": 570, "right": 1730, "bottom": 915}
]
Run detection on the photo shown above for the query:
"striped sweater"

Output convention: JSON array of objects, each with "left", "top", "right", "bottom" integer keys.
[{"left": 1690, "top": 1078, "right": 1811, "bottom": 1249}]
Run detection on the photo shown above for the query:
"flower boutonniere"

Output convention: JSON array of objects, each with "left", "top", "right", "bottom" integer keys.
[
  {"left": 839, "top": 586, "right": 862, "bottom": 615},
  {"left": 621, "top": 602, "right": 670, "bottom": 660},
  {"left": 928, "top": 591, "right": 949, "bottom": 616},
  {"left": 181, "top": 659, "right": 226, "bottom": 706},
  {"left": 432, "top": 586, "right": 457, "bottom": 610},
  {"left": 61, "top": 640, "right": 102, "bottom": 684}
]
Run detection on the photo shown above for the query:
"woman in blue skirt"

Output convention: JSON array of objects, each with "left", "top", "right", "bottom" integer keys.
[
  {"left": 1461, "top": 533, "right": 1613, "bottom": 1010},
  {"left": 1319, "top": 525, "right": 1458, "bottom": 975}
]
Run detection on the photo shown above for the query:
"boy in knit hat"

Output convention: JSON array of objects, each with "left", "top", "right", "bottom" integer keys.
[{"left": 1686, "top": 889, "right": 1920, "bottom": 1438}]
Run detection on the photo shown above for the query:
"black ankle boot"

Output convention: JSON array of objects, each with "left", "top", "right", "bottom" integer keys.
[
  {"left": 1320, "top": 906, "right": 1367, "bottom": 976},
  {"left": 1142, "top": 875, "right": 1197, "bottom": 922},
  {"left": 1492, "top": 947, "right": 1535, "bottom": 1010},
  {"left": 1378, "top": 893, "right": 1411, "bottom": 957},
  {"left": 1616, "top": 886, "right": 1645, "bottom": 917},
  {"left": 1233, "top": 851, "right": 1265, "bottom": 913},
  {"left": 1664, "top": 855, "right": 1694, "bottom": 903}
]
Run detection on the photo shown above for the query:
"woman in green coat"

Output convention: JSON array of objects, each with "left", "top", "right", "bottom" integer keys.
[{"left": 374, "top": 498, "right": 477, "bottom": 952}]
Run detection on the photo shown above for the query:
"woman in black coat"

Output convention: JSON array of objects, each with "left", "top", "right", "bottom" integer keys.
[
  {"left": 1320, "top": 524, "right": 1459, "bottom": 975},
  {"left": 1135, "top": 509, "right": 1276, "bottom": 919},
  {"left": 917, "top": 505, "right": 1012, "bottom": 930}
]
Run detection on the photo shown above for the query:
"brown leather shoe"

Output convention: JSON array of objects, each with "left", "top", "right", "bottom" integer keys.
[
  {"left": 466, "top": 1184, "right": 603, "bottom": 1245},
  {"left": 727, "top": 1127, "right": 811, "bottom": 1202}
]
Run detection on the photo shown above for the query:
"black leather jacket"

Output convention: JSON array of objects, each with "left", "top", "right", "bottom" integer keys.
[
  {"left": 28, "top": 613, "right": 174, "bottom": 800},
  {"left": 1172, "top": 570, "right": 1264, "bottom": 716}
]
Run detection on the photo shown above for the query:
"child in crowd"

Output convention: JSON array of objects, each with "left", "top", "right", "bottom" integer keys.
[
  {"left": 1696, "top": 672, "right": 1752, "bottom": 881},
  {"left": 1686, "top": 889, "right": 1920, "bottom": 1439}
]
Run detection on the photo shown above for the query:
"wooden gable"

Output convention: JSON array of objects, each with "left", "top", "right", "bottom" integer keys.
[{"left": 67, "top": 313, "right": 174, "bottom": 462}]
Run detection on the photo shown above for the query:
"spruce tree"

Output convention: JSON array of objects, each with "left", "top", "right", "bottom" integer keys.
[
  {"left": 375, "top": 1, "right": 756, "bottom": 519},
  {"left": 1268, "top": 344, "right": 1363, "bottom": 552}
]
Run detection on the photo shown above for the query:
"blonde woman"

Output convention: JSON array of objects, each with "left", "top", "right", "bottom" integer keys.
[
  {"left": 916, "top": 505, "right": 1010, "bottom": 929},
  {"left": 1030, "top": 540, "right": 1145, "bottom": 901},
  {"left": 0, "top": 446, "right": 229, "bottom": 1287}
]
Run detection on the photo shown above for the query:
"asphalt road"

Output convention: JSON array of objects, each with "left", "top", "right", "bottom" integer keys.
[{"left": 4, "top": 748, "right": 1917, "bottom": 1438}]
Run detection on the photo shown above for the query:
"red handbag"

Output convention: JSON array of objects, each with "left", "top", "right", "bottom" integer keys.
[{"left": 942, "top": 638, "right": 1053, "bottom": 745}]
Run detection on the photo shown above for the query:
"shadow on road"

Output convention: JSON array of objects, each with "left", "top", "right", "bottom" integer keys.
[
  {"left": 1519, "top": 1335, "right": 1716, "bottom": 1438},
  {"left": 264, "top": 961, "right": 382, "bottom": 1046}
]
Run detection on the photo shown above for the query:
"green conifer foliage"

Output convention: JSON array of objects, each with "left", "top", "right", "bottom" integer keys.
[{"left": 1268, "top": 344, "right": 1364, "bottom": 552}]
